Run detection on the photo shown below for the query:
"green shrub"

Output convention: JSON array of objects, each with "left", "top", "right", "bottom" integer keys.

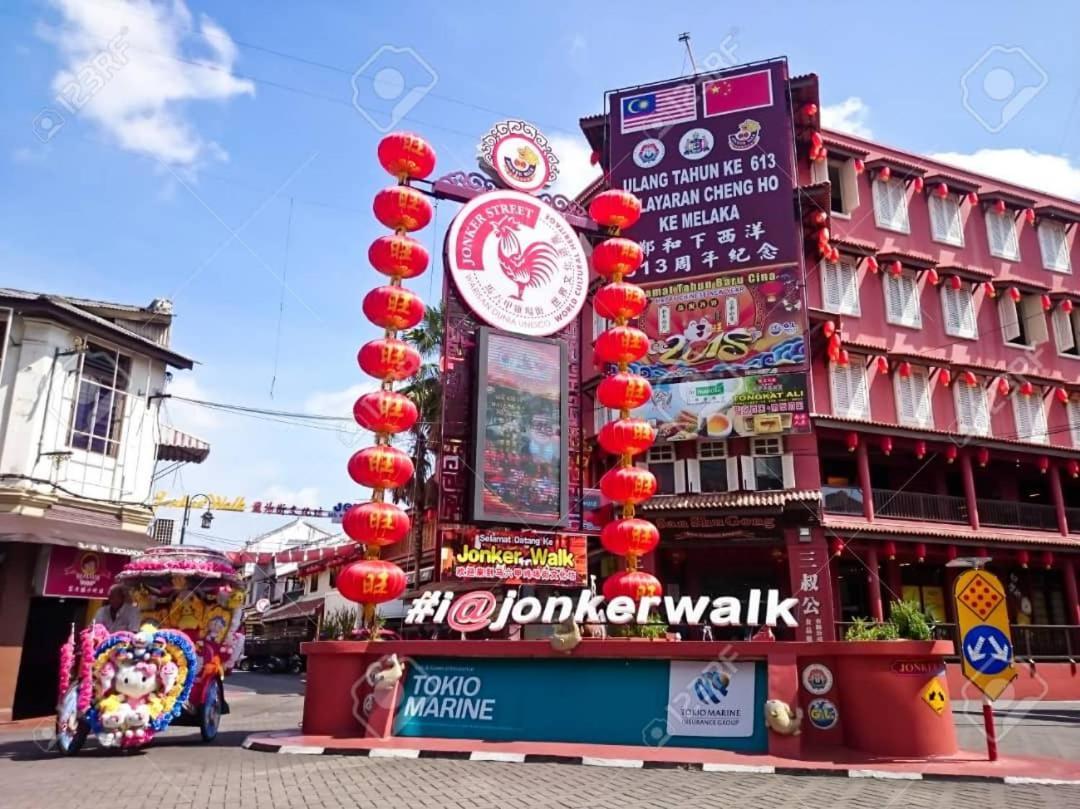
[{"left": 844, "top": 600, "right": 933, "bottom": 641}]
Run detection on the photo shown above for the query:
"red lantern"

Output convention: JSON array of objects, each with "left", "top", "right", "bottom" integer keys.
[
  {"left": 934, "top": 182, "right": 949, "bottom": 198},
  {"left": 602, "top": 569, "right": 663, "bottom": 602},
  {"left": 592, "top": 237, "right": 644, "bottom": 278},
  {"left": 939, "top": 368, "right": 952, "bottom": 387},
  {"left": 967, "top": 191, "right": 979, "bottom": 205},
  {"left": 1024, "top": 207, "right": 1036, "bottom": 226},
  {"left": 945, "top": 445, "right": 958, "bottom": 464},
  {"left": 830, "top": 538, "right": 845, "bottom": 556},
  {"left": 828, "top": 246, "right": 840, "bottom": 263},
  {"left": 810, "top": 210, "right": 829, "bottom": 227},
  {"left": 810, "top": 131, "right": 824, "bottom": 152},
  {"left": 992, "top": 199, "right": 1007, "bottom": 215},
  {"left": 1038, "top": 456, "right": 1050, "bottom": 475},
  {"left": 373, "top": 185, "right": 433, "bottom": 231},
  {"left": 368, "top": 234, "right": 430, "bottom": 280},
  {"left": 801, "top": 102, "right": 819, "bottom": 121},
  {"left": 976, "top": 446, "right": 990, "bottom": 468},
  {"left": 875, "top": 355, "right": 889, "bottom": 374},
  {"left": 1019, "top": 381, "right": 1034, "bottom": 396},
  {"left": 984, "top": 281, "right": 996, "bottom": 298},
  {"left": 589, "top": 190, "right": 642, "bottom": 230},
  {"left": 594, "top": 282, "right": 648, "bottom": 321},
  {"left": 946, "top": 544, "right": 958, "bottom": 561},
  {"left": 362, "top": 285, "right": 426, "bottom": 331},
  {"left": 597, "top": 372, "right": 653, "bottom": 411},
  {"left": 883, "top": 540, "right": 897, "bottom": 560},
  {"left": 353, "top": 389, "right": 419, "bottom": 435},
  {"left": 880, "top": 436, "right": 893, "bottom": 456},
  {"left": 846, "top": 432, "right": 859, "bottom": 453},
  {"left": 1069, "top": 459, "right": 1080, "bottom": 479},
  {"left": 949, "top": 274, "right": 963, "bottom": 291},
  {"left": 915, "top": 440, "right": 927, "bottom": 459},
  {"left": 1055, "top": 387, "right": 1069, "bottom": 405},
  {"left": 1016, "top": 549, "right": 1030, "bottom": 569},
  {"left": 1040, "top": 294, "right": 1052, "bottom": 312},
  {"left": 589, "top": 150, "right": 601, "bottom": 165},
  {"left": 927, "top": 268, "right": 940, "bottom": 286},
  {"left": 817, "top": 226, "right": 831, "bottom": 247},
  {"left": 595, "top": 326, "right": 649, "bottom": 364},
  {"left": 912, "top": 177, "right": 925, "bottom": 194},
  {"left": 347, "top": 445, "right": 414, "bottom": 489},
  {"left": 376, "top": 132, "right": 436, "bottom": 181},
  {"left": 1063, "top": 299, "right": 1075, "bottom": 314},
  {"left": 599, "top": 465, "right": 658, "bottom": 504},
  {"left": 827, "top": 343, "right": 841, "bottom": 364},
  {"left": 822, "top": 320, "right": 837, "bottom": 339},
  {"left": 877, "top": 166, "right": 891, "bottom": 183},
  {"left": 865, "top": 256, "right": 879, "bottom": 274},
  {"left": 600, "top": 518, "right": 660, "bottom": 558},
  {"left": 997, "top": 377, "right": 1010, "bottom": 397},
  {"left": 837, "top": 349, "right": 850, "bottom": 366},
  {"left": 828, "top": 333, "right": 843, "bottom": 354},
  {"left": 598, "top": 418, "right": 657, "bottom": 456},
  {"left": 337, "top": 559, "right": 408, "bottom": 605},
  {"left": 962, "top": 370, "right": 978, "bottom": 387},
  {"left": 1041, "top": 550, "right": 1054, "bottom": 569},
  {"left": 343, "top": 501, "right": 411, "bottom": 547},
  {"left": 915, "top": 543, "right": 927, "bottom": 563},
  {"left": 357, "top": 338, "right": 422, "bottom": 381},
  {"left": 853, "top": 158, "right": 865, "bottom": 175},
  {"left": 889, "top": 260, "right": 903, "bottom": 276},
  {"left": 899, "top": 361, "right": 912, "bottom": 378}
]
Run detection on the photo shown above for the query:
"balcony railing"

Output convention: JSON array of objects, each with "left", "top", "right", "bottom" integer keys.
[
  {"left": 871, "top": 488, "right": 968, "bottom": 523},
  {"left": 1066, "top": 507, "right": 1080, "bottom": 534},
  {"left": 976, "top": 499, "right": 1059, "bottom": 531}
]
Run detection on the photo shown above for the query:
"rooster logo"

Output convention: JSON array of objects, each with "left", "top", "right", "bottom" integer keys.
[{"left": 491, "top": 216, "right": 560, "bottom": 301}]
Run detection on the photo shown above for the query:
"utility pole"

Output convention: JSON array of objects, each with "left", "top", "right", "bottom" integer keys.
[{"left": 678, "top": 32, "right": 699, "bottom": 74}]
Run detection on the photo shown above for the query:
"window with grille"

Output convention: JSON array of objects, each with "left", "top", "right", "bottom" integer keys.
[
  {"left": 940, "top": 284, "right": 978, "bottom": 339},
  {"left": 986, "top": 208, "right": 1020, "bottom": 260},
  {"left": 998, "top": 293, "right": 1049, "bottom": 348},
  {"left": 883, "top": 271, "right": 922, "bottom": 328},
  {"left": 928, "top": 194, "right": 964, "bottom": 246},
  {"left": 149, "top": 519, "right": 174, "bottom": 545},
  {"left": 820, "top": 257, "right": 860, "bottom": 315},
  {"left": 1067, "top": 400, "right": 1080, "bottom": 447},
  {"left": 645, "top": 444, "right": 678, "bottom": 495},
  {"left": 953, "top": 380, "right": 990, "bottom": 436},
  {"left": 69, "top": 341, "right": 131, "bottom": 457},
  {"left": 1012, "top": 390, "right": 1049, "bottom": 444},
  {"left": 872, "top": 178, "right": 910, "bottom": 233},
  {"left": 830, "top": 361, "right": 871, "bottom": 419},
  {"left": 1038, "top": 221, "right": 1071, "bottom": 273},
  {"left": 1051, "top": 305, "right": 1080, "bottom": 357},
  {"left": 743, "top": 437, "right": 795, "bottom": 491},
  {"left": 894, "top": 366, "right": 934, "bottom": 428}
]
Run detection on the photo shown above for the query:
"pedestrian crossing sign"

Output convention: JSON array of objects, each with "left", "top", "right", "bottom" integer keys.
[{"left": 954, "top": 568, "right": 1016, "bottom": 701}]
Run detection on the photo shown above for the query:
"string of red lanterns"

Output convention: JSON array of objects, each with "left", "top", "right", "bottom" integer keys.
[
  {"left": 338, "top": 132, "right": 437, "bottom": 622},
  {"left": 589, "top": 189, "right": 664, "bottom": 604}
]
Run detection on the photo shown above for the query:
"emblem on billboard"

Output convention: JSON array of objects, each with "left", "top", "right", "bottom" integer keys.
[
  {"left": 447, "top": 190, "right": 588, "bottom": 336},
  {"left": 800, "top": 663, "right": 834, "bottom": 695},
  {"left": 727, "top": 119, "right": 761, "bottom": 151},
  {"left": 63, "top": 551, "right": 109, "bottom": 590},
  {"left": 807, "top": 697, "right": 839, "bottom": 730},
  {"left": 632, "top": 137, "right": 666, "bottom": 168},
  {"left": 678, "top": 127, "right": 714, "bottom": 160},
  {"left": 477, "top": 120, "right": 559, "bottom": 193}
]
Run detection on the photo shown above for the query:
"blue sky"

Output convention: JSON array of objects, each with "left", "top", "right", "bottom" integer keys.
[{"left": 2, "top": 0, "right": 1078, "bottom": 548}]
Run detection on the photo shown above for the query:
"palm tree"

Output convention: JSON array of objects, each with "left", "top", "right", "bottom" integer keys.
[{"left": 396, "top": 302, "right": 444, "bottom": 514}]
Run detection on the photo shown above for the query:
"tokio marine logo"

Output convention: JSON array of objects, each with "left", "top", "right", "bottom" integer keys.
[{"left": 447, "top": 189, "right": 588, "bottom": 337}]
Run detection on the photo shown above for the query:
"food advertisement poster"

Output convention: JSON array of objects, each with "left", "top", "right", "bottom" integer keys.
[
  {"left": 439, "top": 529, "right": 587, "bottom": 588},
  {"left": 633, "top": 270, "right": 806, "bottom": 383},
  {"left": 634, "top": 373, "right": 810, "bottom": 441},
  {"left": 473, "top": 329, "right": 568, "bottom": 525}
]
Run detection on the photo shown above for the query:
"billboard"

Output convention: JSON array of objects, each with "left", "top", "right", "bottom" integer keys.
[
  {"left": 635, "top": 373, "right": 810, "bottom": 441},
  {"left": 606, "top": 59, "right": 800, "bottom": 282},
  {"left": 472, "top": 328, "right": 568, "bottom": 525},
  {"left": 634, "top": 269, "right": 806, "bottom": 383},
  {"left": 438, "top": 529, "right": 587, "bottom": 587}
]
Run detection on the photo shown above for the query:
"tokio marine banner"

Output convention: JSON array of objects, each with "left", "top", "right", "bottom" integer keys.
[{"left": 606, "top": 59, "right": 800, "bottom": 282}]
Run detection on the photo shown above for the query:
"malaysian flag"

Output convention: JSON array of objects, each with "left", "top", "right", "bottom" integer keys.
[{"left": 620, "top": 84, "right": 697, "bottom": 134}]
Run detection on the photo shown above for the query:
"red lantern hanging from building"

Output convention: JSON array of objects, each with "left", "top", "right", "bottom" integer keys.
[
  {"left": 875, "top": 355, "right": 889, "bottom": 374},
  {"left": 342, "top": 501, "right": 411, "bottom": 547},
  {"left": 353, "top": 389, "right": 419, "bottom": 435},
  {"left": 837, "top": 349, "right": 850, "bottom": 366},
  {"left": 830, "top": 537, "right": 846, "bottom": 556},
  {"left": 938, "top": 368, "right": 952, "bottom": 387},
  {"left": 1041, "top": 550, "right": 1054, "bottom": 569},
  {"left": 853, "top": 158, "right": 865, "bottom": 174},
  {"left": 962, "top": 370, "right": 978, "bottom": 387},
  {"left": 801, "top": 102, "right": 819, "bottom": 121},
  {"left": 372, "top": 185, "right": 434, "bottom": 231},
  {"left": 336, "top": 559, "right": 408, "bottom": 605},
  {"left": 822, "top": 320, "right": 837, "bottom": 339},
  {"left": 594, "top": 282, "right": 648, "bottom": 321},
  {"left": 376, "top": 132, "right": 437, "bottom": 181},
  {"left": 589, "top": 189, "right": 643, "bottom": 230},
  {"left": 591, "top": 237, "right": 644, "bottom": 278},
  {"left": 362, "top": 285, "right": 426, "bottom": 331},
  {"left": 883, "top": 540, "right": 897, "bottom": 560},
  {"left": 357, "top": 338, "right": 422, "bottom": 381},
  {"left": 866, "top": 256, "right": 879, "bottom": 274},
  {"left": 984, "top": 281, "right": 997, "bottom": 298},
  {"left": 949, "top": 274, "right": 963, "bottom": 291},
  {"left": 945, "top": 445, "right": 958, "bottom": 464},
  {"left": 997, "top": 377, "right": 1010, "bottom": 397},
  {"left": 602, "top": 569, "right": 663, "bottom": 602},
  {"left": 927, "top": 268, "right": 940, "bottom": 286},
  {"left": 1063, "top": 299, "right": 1075, "bottom": 314},
  {"left": 1024, "top": 208, "right": 1036, "bottom": 226},
  {"left": 595, "top": 326, "right": 650, "bottom": 364},
  {"left": 1041, "top": 294, "right": 1053, "bottom": 312},
  {"left": 912, "top": 176, "right": 925, "bottom": 194},
  {"left": 846, "top": 432, "right": 859, "bottom": 453},
  {"left": 967, "top": 191, "right": 979, "bottom": 205},
  {"left": 597, "top": 372, "right": 653, "bottom": 411},
  {"left": 889, "top": 260, "right": 903, "bottom": 276},
  {"left": 1069, "top": 459, "right": 1080, "bottom": 479},
  {"left": 1055, "top": 387, "right": 1069, "bottom": 405},
  {"left": 598, "top": 419, "right": 658, "bottom": 457},
  {"left": 915, "top": 440, "right": 927, "bottom": 460},
  {"left": 1038, "top": 456, "right": 1050, "bottom": 474},
  {"left": 368, "top": 234, "right": 430, "bottom": 279},
  {"left": 934, "top": 182, "right": 949, "bottom": 198},
  {"left": 976, "top": 446, "right": 990, "bottom": 468},
  {"left": 600, "top": 518, "right": 660, "bottom": 558},
  {"left": 977, "top": 546, "right": 990, "bottom": 559},
  {"left": 992, "top": 199, "right": 1007, "bottom": 215},
  {"left": 599, "top": 465, "right": 658, "bottom": 505},
  {"left": 915, "top": 543, "right": 927, "bottom": 563},
  {"left": 899, "top": 361, "right": 912, "bottom": 378},
  {"left": 1019, "top": 380, "right": 1034, "bottom": 396},
  {"left": 946, "top": 544, "right": 959, "bottom": 561},
  {"left": 347, "top": 445, "right": 415, "bottom": 489},
  {"left": 1016, "top": 549, "right": 1030, "bottom": 569},
  {"left": 877, "top": 166, "right": 891, "bottom": 183},
  {"left": 880, "top": 435, "right": 893, "bottom": 456}
]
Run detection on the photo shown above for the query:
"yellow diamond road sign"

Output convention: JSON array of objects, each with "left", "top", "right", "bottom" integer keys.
[
  {"left": 954, "top": 568, "right": 1016, "bottom": 701},
  {"left": 921, "top": 677, "right": 948, "bottom": 715}
]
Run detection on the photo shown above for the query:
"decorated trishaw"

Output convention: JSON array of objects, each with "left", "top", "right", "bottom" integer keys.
[{"left": 54, "top": 546, "right": 245, "bottom": 754}]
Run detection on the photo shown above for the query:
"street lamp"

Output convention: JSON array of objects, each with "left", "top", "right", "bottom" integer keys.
[{"left": 178, "top": 494, "right": 214, "bottom": 545}]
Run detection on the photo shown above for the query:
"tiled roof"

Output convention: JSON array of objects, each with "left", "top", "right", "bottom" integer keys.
[
  {"left": 1036, "top": 204, "right": 1080, "bottom": 224},
  {"left": 833, "top": 236, "right": 878, "bottom": 256},
  {"left": 864, "top": 156, "right": 926, "bottom": 178},
  {"left": 920, "top": 172, "right": 981, "bottom": 195},
  {"left": 979, "top": 189, "right": 1037, "bottom": 209},
  {"left": 822, "top": 136, "right": 869, "bottom": 158},
  {"left": 821, "top": 514, "right": 1080, "bottom": 548},
  {"left": 639, "top": 489, "right": 821, "bottom": 512},
  {"left": 875, "top": 248, "right": 937, "bottom": 269},
  {"left": 935, "top": 263, "right": 994, "bottom": 281},
  {"left": 260, "top": 597, "right": 324, "bottom": 623}
]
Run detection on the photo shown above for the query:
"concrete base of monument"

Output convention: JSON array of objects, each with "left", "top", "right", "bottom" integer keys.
[{"left": 241, "top": 731, "right": 1080, "bottom": 783}]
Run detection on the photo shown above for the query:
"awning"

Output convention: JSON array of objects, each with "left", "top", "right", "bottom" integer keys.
[
  {"left": 156, "top": 425, "right": 210, "bottom": 464},
  {"left": 0, "top": 513, "right": 153, "bottom": 555},
  {"left": 261, "top": 597, "right": 324, "bottom": 623}
]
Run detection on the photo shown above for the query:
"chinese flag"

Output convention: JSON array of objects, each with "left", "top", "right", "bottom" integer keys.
[{"left": 702, "top": 69, "right": 774, "bottom": 117}]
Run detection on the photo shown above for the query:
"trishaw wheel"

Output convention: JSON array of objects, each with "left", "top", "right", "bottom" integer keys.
[
  {"left": 55, "top": 684, "right": 89, "bottom": 756},
  {"left": 200, "top": 679, "right": 223, "bottom": 742}
]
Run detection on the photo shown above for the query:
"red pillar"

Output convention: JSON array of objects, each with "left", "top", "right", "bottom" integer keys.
[
  {"left": 865, "top": 545, "right": 884, "bottom": 622},
  {"left": 785, "top": 527, "right": 837, "bottom": 641},
  {"left": 856, "top": 439, "right": 874, "bottom": 522},
  {"left": 1048, "top": 463, "right": 1069, "bottom": 536},
  {"left": 830, "top": 552, "right": 843, "bottom": 623},
  {"left": 1064, "top": 557, "right": 1080, "bottom": 627},
  {"left": 960, "top": 449, "right": 980, "bottom": 530},
  {"left": 885, "top": 557, "right": 903, "bottom": 613}
]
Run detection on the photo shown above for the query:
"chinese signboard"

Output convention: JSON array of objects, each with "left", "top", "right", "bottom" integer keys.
[
  {"left": 790, "top": 544, "right": 828, "bottom": 642},
  {"left": 954, "top": 568, "right": 1016, "bottom": 701},
  {"left": 633, "top": 270, "right": 806, "bottom": 383},
  {"left": 633, "top": 373, "right": 809, "bottom": 441},
  {"left": 43, "top": 546, "right": 130, "bottom": 599},
  {"left": 473, "top": 329, "right": 568, "bottom": 525},
  {"left": 438, "top": 529, "right": 587, "bottom": 587},
  {"left": 607, "top": 60, "right": 800, "bottom": 282}
]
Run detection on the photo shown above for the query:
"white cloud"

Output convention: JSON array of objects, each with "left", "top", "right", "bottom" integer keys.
[
  {"left": 257, "top": 485, "right": 322, "bottom": 509},
  {"left": 43, "top": 0, "right": 254, "bottom": 167},
  {"left": 929, "top": 148, "right": 1080, "bottom": 202},
  {"left": 548, "top": 133, "right": 601, "bottom": 200},
  {"left": 163, "top": 372, "right": 220, "bottom": 433},
  {"left": 820, "top": 97, "right": 873, "bottom": 139},
  {"left": 304, "top": 382, "right": 377, "bottom": 418}
]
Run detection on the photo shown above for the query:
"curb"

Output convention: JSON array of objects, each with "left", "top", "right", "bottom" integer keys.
[{"left": 240, "top": 738, "right": 1080, "bottom": 785}]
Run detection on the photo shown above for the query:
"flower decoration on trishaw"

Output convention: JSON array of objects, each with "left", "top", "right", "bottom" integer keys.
[{"left": 55, "top": 546, "right": 244, "bottom": 754}]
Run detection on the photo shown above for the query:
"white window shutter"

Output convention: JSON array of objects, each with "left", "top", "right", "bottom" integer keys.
[
  {"left": 1021, "top": 296, "right": 1049, "bottom": 345},
  {"left": 894, "top": 371, "right": 916, "bottom": 425},
  {"left": 1068, "top": 401, "right": 1080, "bottom": 447},
  {"left": 973, "top": 387, "right": 990, "bottom": 434},
  {"left": 884, "top": 274, "right": 903, "bottom": 322},
  {"left": 929, "top": 195, "right": 948, "bottom": 241},
  {"left": 1039, "top": 222, "right": 1071, "bottom": 272},
  {"left": 850, "top": 363, "right": 870, "bottom": 419},
  {"left": 725, "top": 457, "right": 741, "bottom": 491},
  {"left": 913, "top": 370, "right": 933, "bottom": 427},
  {"left": 740, "top": 456, "right": 756, "bottom": 491},
  {"left": 987, "top": 210, "right": 1020, "bottom": 260},
  {"left": 830, "top": 364, "right": 852, "bottom": 416},
  {"left": 941, "top": 286, "right": 962, "bottom": 335},
  {"left": 959, "top": 288, "right": 977, "bottom": 337},
  {"left": 892, "top": 182, "right": 910, "bottom": 231},
  {"left": 901, "top": 275, "right": 922, "bottom": 327},
  {"left": 674, "top": 460, "right": 687, "bottom": 494},
  {"left": 685, "top": 458, "right": 700, "bottom": 493},
  {"left": 955, "top": 383, "right": 988, "bottom": 435},
  {"left": 998, "top": 295, "right": 1021, "bottom": 342},
  {"left": 821, "top": 259, "right": 841, "bottom": 312},
  {"left": 781, "top": 454, "right": 796, "bottom": 489},
  {"left": 1053, "top": 307, "right": 1075, "bottom": 352},
  {"left": 839, "top": 262, "right": 859, "bottom": 315},
  {"left": 841, "top": 162, "right": 860, "bottom": 211},
  {"left": 930, "top": 196, "right": 963, "bottom": 245},
  {"left": 873, "top": 180, "right": 892, "bottom": 227}
]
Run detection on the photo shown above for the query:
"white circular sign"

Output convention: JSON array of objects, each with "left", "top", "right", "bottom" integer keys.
[
  {"left": 447, "top": 190, "right": 588, "bottom": 336},
  {"left": 632, "top": 137, "right": 666, "bottom": 169},
  {"left": 801, "top": 662, "right": 834, "bottom": 695},
  {"left": 491, "top": 134, "right": 553, "bottom": 192},
  {"left": 679, "top": 127, "right": 714, "bottom": 161},
  {"left": 255, "top": 597, "right": 271, "bottom": 614}
]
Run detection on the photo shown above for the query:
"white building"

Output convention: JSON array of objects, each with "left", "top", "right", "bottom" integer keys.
[
  {"left": 0, "top": 288, "right": 206, "bottom": 720},
  {"left": 239, "top": 517, "right": 335, "bottom": 608}
]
